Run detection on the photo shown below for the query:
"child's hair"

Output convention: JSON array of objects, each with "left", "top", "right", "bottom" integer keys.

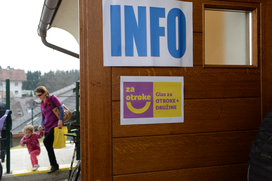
[{"left": 22, "top": 125, "right": 34, "bottom": 134}]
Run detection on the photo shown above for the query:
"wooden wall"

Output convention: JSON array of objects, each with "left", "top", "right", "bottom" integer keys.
[{"left": 79, "top": 0, "right": 272, "bottom": 180}]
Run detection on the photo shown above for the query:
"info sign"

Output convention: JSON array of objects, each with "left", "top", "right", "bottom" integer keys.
[
  {"left": 103, "top": 0, "right": 193, "bottom": 67},
  {"left": 120, "top": 76, "right": 184, "bottom": 125}
]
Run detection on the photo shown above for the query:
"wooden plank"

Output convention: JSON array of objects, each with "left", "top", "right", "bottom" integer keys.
[
  {"left": 193, "top": 33, "right": 202, "bottom": 66},
  {"left": 112, "top": 67, "right": 260, "bottom": 100},
  {"left": 79, "top": 0, "right": 88, "bottom": 180},
  {"left": 113, "top": 131, "right": 257, "bottom": 175},
  {"left": 113, "top": 98, "right": 261, "bottom": 137},
  {"left": 79, "top": 0, "right": 112, "bottom": 180},
  {"left": 217, "top": 0, "right": 263, "bottom": 4},
  {"left": 113, "top": 164, "right": 247, "bottom": 181},
  {"left": 192, "top": 0, "right": 202, "bottom": 32},
  {"left": 261, "top": 1, "right": 272, "bottom": 119}
]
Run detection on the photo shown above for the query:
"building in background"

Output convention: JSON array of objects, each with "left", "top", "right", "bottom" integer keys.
[{"left": 0, "top": 69, "right": 26, "bottom": 98}]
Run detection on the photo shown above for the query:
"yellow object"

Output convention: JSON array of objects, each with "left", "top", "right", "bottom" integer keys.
[
  {"left": 53, "top": 126, "right": 68, "bottom": 149},
  {"left": 153, "top": 82, "right": 182, "bottom": 118}
]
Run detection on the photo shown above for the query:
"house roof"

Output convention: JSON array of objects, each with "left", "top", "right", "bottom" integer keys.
[
  {"left": 12, "top": 92, "right": 77, "bottom": 134},
  {"left": 0, "top": 69, "right": 26, "bottom": 81}
]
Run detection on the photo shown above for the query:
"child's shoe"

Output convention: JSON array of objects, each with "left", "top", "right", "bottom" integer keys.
[{"left": 33, "top": 164, "right": 40, "bottom": 171}]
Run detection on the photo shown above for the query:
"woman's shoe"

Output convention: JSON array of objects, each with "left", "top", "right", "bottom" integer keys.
[{"left": 48, "top": 164, "right": 59, "bottom": 173}]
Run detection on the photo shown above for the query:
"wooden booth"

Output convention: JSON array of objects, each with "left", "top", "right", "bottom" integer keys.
[{"left": 79, "top": 0, "right": 272, "bottom": 180}]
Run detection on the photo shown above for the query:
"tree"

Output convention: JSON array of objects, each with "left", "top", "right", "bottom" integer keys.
[
  {"left": 22, "top": 71, "right": 42, "bottom": 90},
  {"left": 6, "top": 66, "right": 14, "bottom": 69},
  {"left": 38, "top": 70, "right": 79, "bottom": 92}
]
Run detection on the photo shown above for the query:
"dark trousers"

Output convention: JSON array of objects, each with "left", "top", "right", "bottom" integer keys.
[
  {"left": 44, "top": 127, "right": 58, "bottom": 166},
  {"left": 0, "top": 130, "right": 6, "bottom": 160}
]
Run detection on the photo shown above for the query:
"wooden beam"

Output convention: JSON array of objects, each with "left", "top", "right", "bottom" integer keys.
[
  {"left": 113, "top": 98, "right": 261, "bottom": 137},
  {"left": 79, "top": 0, "right": 112, "bottom": 180},
  {"left": 113, "top": 164, "right": 247, "bottom": 181},
  {"left": 113, "top": 131, "right": 256, "bottom": 175}
]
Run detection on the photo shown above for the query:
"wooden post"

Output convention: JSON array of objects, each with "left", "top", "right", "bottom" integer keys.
[{"left": 79, "top": 0, "right": 112, "bottom": 180}]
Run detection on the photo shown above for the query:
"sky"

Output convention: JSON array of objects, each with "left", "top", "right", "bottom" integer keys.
[{"left": 0, "top": 0, "right": 80, "bottom": 75}]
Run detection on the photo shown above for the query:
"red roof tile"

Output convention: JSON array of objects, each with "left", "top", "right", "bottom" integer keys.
[{"left": 0, "top": 69, "right": 26, "bottom": 81}]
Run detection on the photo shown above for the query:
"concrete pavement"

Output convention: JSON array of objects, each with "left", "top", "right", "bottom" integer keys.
[{"left": 1, "top": 143, "right": 79, "bottom": 181}]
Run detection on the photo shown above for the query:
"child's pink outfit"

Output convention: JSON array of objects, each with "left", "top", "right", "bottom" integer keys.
[{"left": 20, "top": 132, "right": 44, "bottom": 168}]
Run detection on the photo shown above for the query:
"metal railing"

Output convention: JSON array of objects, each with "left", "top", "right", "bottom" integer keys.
[
  {"left": 75, "top": 82, "right": 80, "bottom": 160},
  {"left": 1, "top": 80, "right": 80, "bottom": 174},
  {"left": 0, "top": 79, "right": 12, "bottom": 174}
]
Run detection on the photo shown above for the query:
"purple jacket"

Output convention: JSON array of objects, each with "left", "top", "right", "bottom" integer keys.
[{"left": 41, "top": 95, "right": 62, "bottom": 133}]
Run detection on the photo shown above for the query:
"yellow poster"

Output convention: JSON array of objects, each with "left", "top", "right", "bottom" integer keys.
[
  {"left": 153, "top": 82, "right": 181, "bottom": 118},
  {"left": 121, "top": 76, "right": 184, "bottom": 125}
]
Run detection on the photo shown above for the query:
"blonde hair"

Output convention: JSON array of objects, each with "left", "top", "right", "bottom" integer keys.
[
  {"left": 34, "top": 86, "right": 50, "bottom": 97},
  {"left": 22, "top": 125, "right": 34, "bottom": 134}
]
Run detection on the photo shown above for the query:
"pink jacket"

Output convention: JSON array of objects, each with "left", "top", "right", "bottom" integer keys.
[{"left": 20, "top": 132, "right": 44, "bottom": 153}]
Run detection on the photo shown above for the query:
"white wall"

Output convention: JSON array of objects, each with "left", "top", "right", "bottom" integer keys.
[
  {"left": 1, "top": 81, "right": 23, "bottom": 98},
  {"left": 11, "top": 81, "right": 23, "bottom": 97}
]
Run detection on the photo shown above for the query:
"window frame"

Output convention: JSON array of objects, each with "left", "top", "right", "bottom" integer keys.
[{"left": 203, "top": 2, "right": 259, "bottom": 68}]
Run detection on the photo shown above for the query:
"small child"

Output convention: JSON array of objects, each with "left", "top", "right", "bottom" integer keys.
[{"left": 20, "top": 125, "right": 44, "bottom": 171}]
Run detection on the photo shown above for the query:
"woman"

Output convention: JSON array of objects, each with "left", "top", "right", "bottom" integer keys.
[{"left": 35, "top": 86, "right": 64, "bottom": 174}]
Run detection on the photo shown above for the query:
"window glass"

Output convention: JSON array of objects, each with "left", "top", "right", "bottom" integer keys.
[{"left": 205, "top": 9, "right": 252, "bottom": 65}]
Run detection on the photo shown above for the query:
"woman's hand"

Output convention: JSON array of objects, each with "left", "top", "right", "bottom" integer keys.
[
  {"left": 38, "top": 125, "right": 43, "bottom": 131},
  {"left": 58, "top": 120, "right": 63, "bottom": 129}
]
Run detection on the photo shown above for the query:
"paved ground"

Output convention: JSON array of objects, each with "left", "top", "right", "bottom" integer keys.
[{"left": 1, "top": 143, "right": 80, "bottom": 181}]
